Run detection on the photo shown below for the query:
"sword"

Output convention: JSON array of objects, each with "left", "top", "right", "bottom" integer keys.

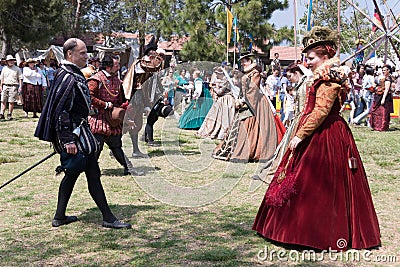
[{"left": 0, "top": 151, "right": 57, "bottom": 190}]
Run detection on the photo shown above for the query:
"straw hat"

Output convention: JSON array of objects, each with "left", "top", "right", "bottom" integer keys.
[
  {"left": 302, "top": 26, "right": 339, "bottom": 53},
  {"left": 26, "top": 58, "right": 38, "bottom": 64},
  {"left": 355, "top": 38, "right": 366, "bottom": 45},
  {"left": 5, "top": 55, "right": 16, "bottom": 61}
]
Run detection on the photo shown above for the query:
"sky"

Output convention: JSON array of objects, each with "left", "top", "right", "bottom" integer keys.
[{"left": 269, "top": 0, "right": 307, "bottom": 28}]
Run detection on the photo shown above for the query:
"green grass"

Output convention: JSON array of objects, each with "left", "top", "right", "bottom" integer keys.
[{"left": 0, "top": 107, "right": 399, "bottom": 266}]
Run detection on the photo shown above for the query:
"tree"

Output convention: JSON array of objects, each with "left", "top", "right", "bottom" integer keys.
[
  {"left": 0, "top": 0, "right": 64, "bottom": 56},
  {"left": 228, "top": 0, "right": 291, "bottom": 52},
  {"left": 177, "top": 0, "right": 225, "bottom": 62},
  {"left": 172, "top": 0, "right": 291, "bottom": 62}
]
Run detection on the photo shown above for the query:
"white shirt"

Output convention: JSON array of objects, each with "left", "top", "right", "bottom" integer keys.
[
  {"left": 266, "top": 74, "right": 281, "bottom": 96},
  {"left": 23, "top": 66, "right": 47, "bottom": 86},
  {"left": 284, "top": 94, "right": 295, "bottom": 112},
  {"left": 0, "top": 65, "right": 23, "bottom": 85}
]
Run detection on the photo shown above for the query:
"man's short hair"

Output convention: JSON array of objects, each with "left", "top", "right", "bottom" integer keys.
[{"left": 63, "top": 38, "right": 79, "bottom": 58}]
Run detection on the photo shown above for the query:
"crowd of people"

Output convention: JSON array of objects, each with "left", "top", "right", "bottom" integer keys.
[
  {"left": 2, "top": 24, "right": 397, "bottom": 252},
  {"left": 342, "top": 63, "right": 399, "bottom": 131}
]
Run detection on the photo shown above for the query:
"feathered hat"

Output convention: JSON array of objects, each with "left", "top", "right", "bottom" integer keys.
[
  {"left": 144, "top": 36, "right": 158, "bottom": 56},
  {"left": 238, "top": 51, "right": 255, "bottom": 61},
  {"left": 302, "top": 26, "right": 339, "bottom": 53}
]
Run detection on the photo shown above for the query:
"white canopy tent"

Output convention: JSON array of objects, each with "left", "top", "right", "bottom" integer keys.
[{"left": 37, "top": 45, "right": 64, "bottom": 65}]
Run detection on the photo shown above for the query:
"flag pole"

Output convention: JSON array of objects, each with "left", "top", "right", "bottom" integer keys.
[
  {"left": 337, "top": 0, "right": 341, "bottom": 54},
  {"left": 226, "top": 8, "right": 229, "bottom": 62},
  {"left": 307, "top": 0, "right": 313, "bottom": 31},
  {"left": 294, "top": 0, "right": 298, "bottom": 61}
]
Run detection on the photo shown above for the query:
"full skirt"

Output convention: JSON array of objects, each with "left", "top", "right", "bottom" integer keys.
[
  {"left": 197, "top": 94, "right": 235, "bottom": 140},
  {"left": 253, "top": 112, "right": 380, "bottom": 251},
  {"left": 178, "top": 89, "right": 213, "bottom": 129},
  {"left": 370, "top": 93, "right": 393, "bottom": 131},
  {"left": 22, "top": 83, "right": 43, "bottom": 113},
  {"left": 213, "top": 95, "right": 284, "bottom": 162}
]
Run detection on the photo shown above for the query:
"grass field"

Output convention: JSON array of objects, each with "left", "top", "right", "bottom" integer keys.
[{"left": 0, "top": 106, "right": 399, "bottom": 266}]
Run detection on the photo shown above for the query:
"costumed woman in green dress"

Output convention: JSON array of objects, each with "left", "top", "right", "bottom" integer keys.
[{"left": 178, "top": 70, "right": 213, "bottom": 129}]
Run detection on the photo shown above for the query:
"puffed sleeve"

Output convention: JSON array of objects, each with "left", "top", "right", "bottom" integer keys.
[
  {"left": 296, "top": 82, "right": 340, "bottom": 140},
  {"left": 88, "top": 79, "right": 107, "bottom": 109}
]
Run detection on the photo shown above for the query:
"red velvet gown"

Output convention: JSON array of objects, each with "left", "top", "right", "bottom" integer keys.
[
  {"left": 370, "top": 76, "right": 394, "bottom": 131},
  {"left": 253, "top": 66, "right": 381, "bottom": 251}
]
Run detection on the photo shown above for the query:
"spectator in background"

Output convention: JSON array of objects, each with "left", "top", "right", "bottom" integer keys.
[
  {"left": 370, "top": 64, "right": 394, "bottom": 131},
  {"left": 353, "top": 65, "right": 375, "bottom": 126},
  {"left": 174, "top": 69, "right": 189, "bottom": 116},
  {"left": 120, "top": 63, "right": 128, "bottom": 80},
  {"left": 282, "top": 85, "right": 295, "bottom": 128},
  {"left": 22, "top": 58, "right": 47, "bottom": 118},
  {"left": 0, "top": 57, "right": 6, "bottom": 74},
  {"left": 279, "top": 71, "right": 290, "bottom": 120},
  {"left": 0, "top": 55, "right": 23, "bottom": 120},
  {"left": 162, "top": 70, "right": 175, "bottom": 107},
  {"left": 271, "top": 52, "right": 281, "bottom": 71},
  {"left": 47, "top": 62, "right": 57, "bottom": 88},
  {"left": 352, "top": 64, "right": 365, "bottom": 119},
  {"left": 266, "top": 69, "right": 281, "bottom": 108}
]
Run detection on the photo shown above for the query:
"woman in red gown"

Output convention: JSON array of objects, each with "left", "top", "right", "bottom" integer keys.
[
  {"left": 253, "top": 26, "right": 380, "bottom": 251},
  {"left": 370, "top": 64, "right": 394, "bottom": 131}
]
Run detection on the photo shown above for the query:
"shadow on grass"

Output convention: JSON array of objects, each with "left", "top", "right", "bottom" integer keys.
[
  {"left": 101, "top": 168, "right": 127, "bottom": 176},
  {"left": 78, "top": 204, "right": 156, "bottom": 224},
  {"left": 147, "top": 148, "right": 202, "bottom": 157}
]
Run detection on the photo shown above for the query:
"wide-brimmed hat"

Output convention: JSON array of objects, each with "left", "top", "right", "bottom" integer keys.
[
  {"left": 156, "top": 48, "right": 166, "bottom": 55},
  {"left": 302, "top": 26, "right": 338, "bottom": 53},
  {"left": 26, "top": 58, "right": 38, "bottom": 64},
  {"left": 239, "top": 52, "right": 255, "bottom": 61},
  {"left": 5, "top": 55, "right": 16, "bottom": 61},
  {"left": 214, "top": 66, "right": 224, "bottom": 75},
  {"left": 160, "top": 104, "right": 173, "bottom": 117}
]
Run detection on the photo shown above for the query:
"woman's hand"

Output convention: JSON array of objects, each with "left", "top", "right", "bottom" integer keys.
[{"left": 289, "top": 136, "right": 302, "bottom": 150}]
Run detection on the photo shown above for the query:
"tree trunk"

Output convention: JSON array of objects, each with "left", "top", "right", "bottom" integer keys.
[
  {"left": 139, "top": 29, "right": 145, "bottom": 58},
  {"left": 73, "top": 0, "right": 82, "bottom": 36},
  {"left": 0, "top": 29, "right": 13, "bottom": 57}
]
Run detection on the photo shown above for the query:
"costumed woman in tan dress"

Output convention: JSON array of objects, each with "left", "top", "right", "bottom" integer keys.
[
  {"left": 197, "top": 67, "right": 236, "bottom": 140},
  {"left": 213, "top": 52, "right": 285, "bottom": 162},
  {"left": 254, "top": 62, "right": 312, "bottom": 180}
]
